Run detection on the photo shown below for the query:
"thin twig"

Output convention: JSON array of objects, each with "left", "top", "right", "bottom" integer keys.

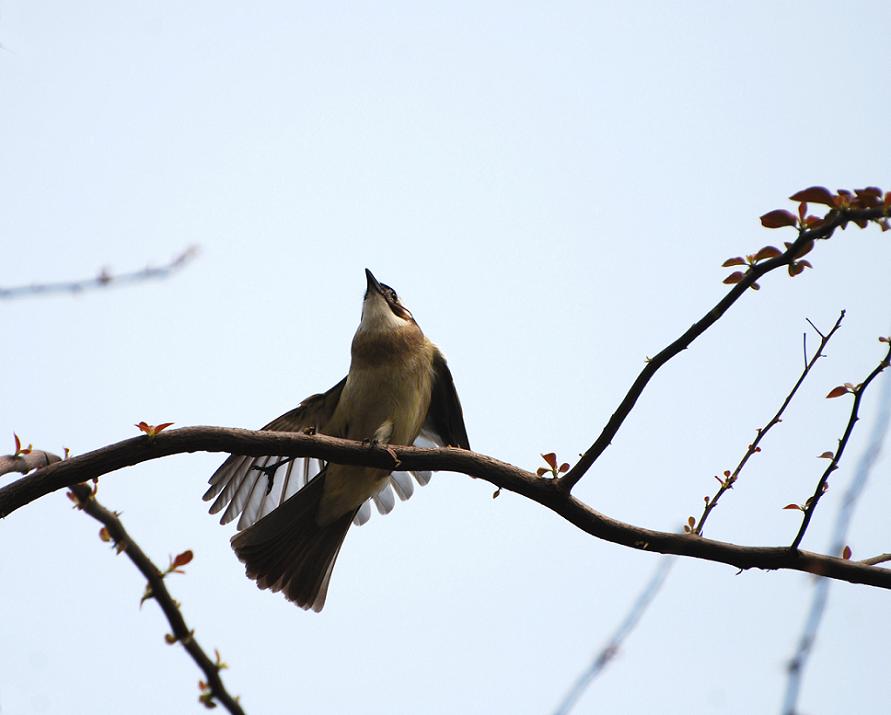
[
  {"left": 859, "top": 553, "right": 891, "bottom": 566},
  {"left": 68, "top": 483, "right": 245, "bottom": 715},
  {"left": 693, "top": 312, "right": 844, "bottom": 535},
  {"left": 0, "top": 246, "right": 198, "bottom": 300},
  {"left": 552, "top": 556, "right": 675, "bottom": 715},
  {"left": 559, "top": 205, "right": 885, "bottom": 492},
  {"left": 790, "top": 341, "right": 891, "bottom": 550},
  {"left": 2, "top": 427, "right": 891, "bottom": 589},
  {"left": 781, "top": 347, "right": 891, "bottom": 714}
]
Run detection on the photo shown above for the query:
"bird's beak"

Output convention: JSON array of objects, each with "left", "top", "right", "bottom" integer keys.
[{"left": 365, "top": 268, "right": 384, "bottom": 295}]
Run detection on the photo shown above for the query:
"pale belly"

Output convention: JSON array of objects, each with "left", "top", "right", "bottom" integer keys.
[{"left": 317, "top": 361, "right": 433, "bottom": 524}]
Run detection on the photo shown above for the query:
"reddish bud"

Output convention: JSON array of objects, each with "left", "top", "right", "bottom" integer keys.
[
  {"left": 722, "top": 256, "right": 746, "bottom": 267},
  {"left": 818, "top": 451, "right": 834, "bottom": 459},
  {"left": 783, "top": 503, "right": 803, "bottom": 511},
  {"left": 541, "top": 452, "right": 557, "bottom": 470},
  {"left": 842, "top": 545, "right": 852, "bottom": 560},
  {"left": 826, "top": 386, "right": 849, "bottom": 398},
  {"left": 172, "top": 550, "right": 194, "bottom": 568}
]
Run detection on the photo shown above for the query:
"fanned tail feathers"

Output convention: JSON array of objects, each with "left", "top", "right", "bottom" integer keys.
[{"left": 230, "top": 469, "right": 356, "bottom": 612}]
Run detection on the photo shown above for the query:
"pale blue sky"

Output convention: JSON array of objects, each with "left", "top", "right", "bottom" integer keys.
[{"left": 2, "top": 2, "right": 890, "bottom": 714}]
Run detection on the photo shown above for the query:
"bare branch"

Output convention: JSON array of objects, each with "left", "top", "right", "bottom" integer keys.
[
  {"left": 2, "top": 427, "right": 891, "bottom": 589},
  {"left": 860, "top": 553, "right": 891, "bottom": 567},
  {"left": 560, "top": 206, "right": 885, "bottom": 492},
  {"left": 781, "top": 350, "right": 891, "bottom": 715},
  {"left": 790, "top": 340, "right": 891, "bottom": 550},
  {"left": 68, "top": 483, "right": 245, "bottom": 715},
  {"left": 552, "top": 556, "right": 675, "bottom": 715},
  {"left": 693, "top": 311, "right": 845, "bottom": 535},
  {"left": 0, "top": 246, "right": 198, "bottom": 300}
]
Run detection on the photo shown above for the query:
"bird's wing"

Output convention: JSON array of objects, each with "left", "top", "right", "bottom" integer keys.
[
  {"left": 204, "top": 377, "right": 346, "bottom": 530},
  {"left": 353, "top": 348, "right": 470, "bottom": 526}
]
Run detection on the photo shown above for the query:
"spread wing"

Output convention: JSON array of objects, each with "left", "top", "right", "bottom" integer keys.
[
  {"left": 203, "top": 378, "right": 346, "bottom": 530},
  {"left": 426, "top": 348, "right": 470, "bottom": 450},
  {"left": 204, "top": 371, "right": 450, "bottom": 530}
]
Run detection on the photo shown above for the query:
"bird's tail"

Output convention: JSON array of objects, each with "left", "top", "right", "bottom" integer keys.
[{"left": 230, "top": 468, "right": 356, "bottom": 612}]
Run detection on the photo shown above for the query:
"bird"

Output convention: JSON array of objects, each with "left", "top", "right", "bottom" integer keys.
[{"left": 203, "top": 269, "right": 470, "bottom": 612}]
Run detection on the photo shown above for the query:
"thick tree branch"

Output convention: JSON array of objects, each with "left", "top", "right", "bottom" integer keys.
[
  {"left": 559, "top": 206, "right": 886, "bottom": 492},
  {"left": 68, "top": 483, "right": 244, "bottom": 715},
  {"left": 2, "top": 427, "right": 890, "bottom": 589}
]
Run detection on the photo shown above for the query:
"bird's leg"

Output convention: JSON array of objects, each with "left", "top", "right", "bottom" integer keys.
[
  {"left": 361, "top": 420, "right": 400, "bottom": 468},
  {"left": 251, "top": 457, "right": 298, "bottom": 495}
]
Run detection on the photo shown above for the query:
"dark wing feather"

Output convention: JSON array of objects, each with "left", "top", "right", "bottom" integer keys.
[
  {"left": 424, "top": 348, "right": 470, "bottom": 449},
  {"left": 203, "top": 377, "right": 346, "bottom": 529}
]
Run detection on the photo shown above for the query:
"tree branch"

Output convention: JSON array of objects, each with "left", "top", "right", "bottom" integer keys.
[
  {"left": 552, "top": 556, "right": 675, "bottom": 715},
  {"left": 692, "top": 311, "right": 844, "bottom": 535},
  {"left": 790, "top": 340, "right": 891, "bottom": 550},
  {"left": 68, "top": 482, "right": 245, "bottom": 715},
  {"left": 559, "top": 206, "right": 886, "bottom": 492},
  {"left": 0, "top": 246, "right": 198, "bottom": 300},
  {"left": 2, "top": 427, "right": 890, "bottom": 589},
  {"left": 781, "top": 345, "right": 891, "bottom": 715}
]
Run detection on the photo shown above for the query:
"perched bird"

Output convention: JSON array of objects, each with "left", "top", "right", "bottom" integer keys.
[{"left": 204, "top": 269, "right": 470, "bottom": 611}]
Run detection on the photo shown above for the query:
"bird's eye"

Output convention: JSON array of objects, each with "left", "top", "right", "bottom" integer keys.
[{"left": 390, "top": 290, "right": 398, "bottom": 302}]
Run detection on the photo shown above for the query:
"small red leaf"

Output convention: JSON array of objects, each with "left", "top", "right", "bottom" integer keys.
[
  {"left": 535, "top": 467, "right": 549, "bottom": 477},
  {"left": 788, "top": 262, "right": 805, "bottom": 277},
  {"left": 172, "top": 550, "right": 193, "bottom": 568},
  {"left": 826, "top": 386, "right": 849, "bottom": 398},
  {"left": 14, "top": 433, "right": 21, "bottom": 454},
  {"left": 818, "top": 451, "right": 834, "bottom": 459},
  {"left": 783, "top": 503, "right": 803, "bottom": 511},
  {"left": 842, "top": 545, "right": 852, "bottom": 560},
  {"left": 559, "top": 463, "right": 570, "bottom": 473},
  {"left": 789, "top": 186, "right": 836, "bottom": 206},
  {"left": 760, "top": 209, "right": 798, "bottom": 229},
  {"left": 754, "top": 246, "right": 783, "bottom": 261},
  {"left": 99, "top": 527, "right": 111, "bottom": 542},
  {"left": 135, "top": 421, "right": 175, "bottom": 437},
  {"left": 722, "top": 256, "right": 746, "bottom": 267},
  {"left": 723, "top": 271, "right": 745, "bottom": 285},
  {"left": 541, "top": 452, "right": 557, "bottom": 469}
]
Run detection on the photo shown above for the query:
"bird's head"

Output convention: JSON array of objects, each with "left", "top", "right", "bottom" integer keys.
[{"left": 359, "top": 268, "right": 415, "bottom": 333}]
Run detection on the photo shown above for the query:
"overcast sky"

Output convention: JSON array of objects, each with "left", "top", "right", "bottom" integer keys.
[{"left": 2, "top": 2, "right": 890, "bottom": 714}]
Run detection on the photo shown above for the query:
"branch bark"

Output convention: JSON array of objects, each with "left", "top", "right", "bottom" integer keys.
[
  {"left": 559, "top": 205, "right": 886, "bottom": 491},
  {"left": 68, "top": 483, "right": 244, "bottom": 715},
  {"left": 2, "top": 427, "right": 890, "bottom": 589}
]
